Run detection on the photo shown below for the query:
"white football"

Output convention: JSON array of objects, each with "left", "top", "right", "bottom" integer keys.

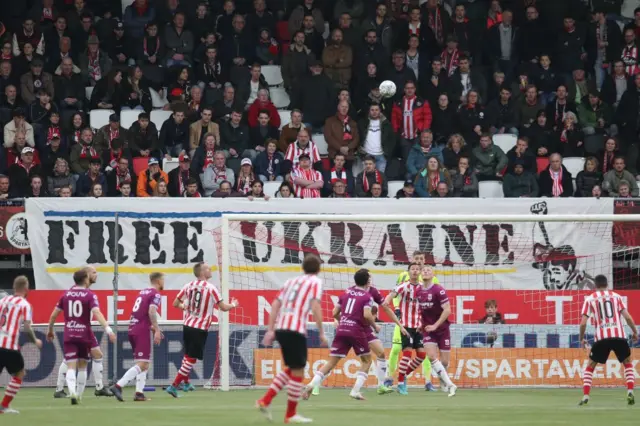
[{"left": 379, "top": 80, "right": 397, "bottom": 98}]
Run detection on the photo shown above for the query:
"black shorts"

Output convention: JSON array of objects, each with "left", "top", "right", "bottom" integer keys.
[
  {"left": 589, "top": 338, "right": 631, "bottom": 364},
  {"left": 401, "top": 328, "right": 424, "bottom": 350},
  {"left": 183, "top": 326, "right": 209, "bottom": 360},
  {"left": 275, "top": 330, "right": 307, "bottom": 369},
  {"left": 0, "top": 348, "right": 24, "bottom": 375}
]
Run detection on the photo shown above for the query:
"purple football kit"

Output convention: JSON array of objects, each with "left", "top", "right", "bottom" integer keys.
[
  {"left": 330, "top": 287, "right": 374, "bottom": 357},
  {"left": 128, "top": 287, "right": 161, "bottom": 362},
  {"left": 418, "top": 284, "right": 451, "bottom": 350},
  {"left": 57, "top": 286, "right": 100, "bottom": 361}
]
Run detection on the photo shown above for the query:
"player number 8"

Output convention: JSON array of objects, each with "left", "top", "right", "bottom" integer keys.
[{"left": 132, "top": 297, "right": 142, "bottom": 312}]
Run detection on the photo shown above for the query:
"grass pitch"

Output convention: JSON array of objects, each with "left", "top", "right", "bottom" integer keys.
[{"left": 4, "top": 387, "right": 636, "bottom": 425}]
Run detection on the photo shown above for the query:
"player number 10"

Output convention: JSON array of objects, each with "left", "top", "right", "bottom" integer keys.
[{"left": 68, "top": 300, "right": 83, "bottom": 318}]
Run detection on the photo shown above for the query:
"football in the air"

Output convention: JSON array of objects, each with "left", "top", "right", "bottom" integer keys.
[{"left": 379, "top": 80, "right": 397, "bottom": 98}]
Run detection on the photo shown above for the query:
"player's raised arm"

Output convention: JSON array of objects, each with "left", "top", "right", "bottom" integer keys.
[
  {"left": 383, "top": 288, "right": 399, "bottom": 307},
  {"left": 379, "top": 303, "right": 409, "bottom": 336},
  {"left": 91, "top": 307, "right": 116, "bottom": 343}
]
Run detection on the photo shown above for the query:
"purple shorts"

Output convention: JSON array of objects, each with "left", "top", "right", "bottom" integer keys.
[
  {"left": 63, "top": 341, "right": 92, "bottom": 361},
  {"left": 129, "top": 329, "right": 151, "bottom": 362},
  {"left": 423, "top": 327, "right": 451, "bottom": 351},
  {"left": 330, "top": 332, "right": 370, "bottom": 358},
  {"left": 90, "top": 333, "right": 99, "bottom": 349},
  {"left": 365, "top": 328, "right": 379, "bottom": 343}
]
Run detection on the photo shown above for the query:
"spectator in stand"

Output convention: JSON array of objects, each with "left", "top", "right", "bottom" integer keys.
[
  {"left": 166, "top": 67, "right": 191, "bottom": 104},
  {"left": 555, "top": 16, "right": 588, "bottom": 79},
  {"left": 6, "top": 131, "right": 39, "bottom": 167},
  {"left": 394, "top": 180, "right": 417, "bottom": 199},
  {"left": 574, "top": 157, "right": 603, "bottom": 197},
  {"left": 164, "top": 12, "right": 194, "bottom": 68},
  {"left": 554, "top": 111, "right": 584, "bottom": 157},
  {"left": 486, "top": 85, "right": 519, "bottom": 136},
  {"left": 602, "top": 156, "right": 639, "bottom": 196},
  {"left": 42, "top": 133, "right": 68, "bottom": 175},
  {"left": 95, "top": 114, "right": 128, "bottom": 155},
  {"left": 182, "top": 86, "right": 203, "bottom": 123},
  {"left": 441, "top": 35, "right": 461, "bottom": 78},
  {"left": 70, "top": 127, "right": 100, "bottom": 175},
  {"left": 249, "top": 110, "right": 279, "bottom": 155},
  {"left": 235, "top": 158, "right": 256, "bottom": 195},
  {"left": 160, "top": 109, "right": 189, "bottom": 158},
  {"left": 323, "top": 152, "right": 353, "bottom": 196},
  {"left": 105, "top": 148, "right": 135, "bottom": 197},
  {"left": 531, "top": 55, "right": 559, "bottom": 107},
  {"left": 189, "top": 107, "right": 219, "bottom": 155},
  {"left": 283, "top": 128, "right": 322, "bottom": 174},
  {"left": 431, "top": 93, "right": 455, "bottom": 145},
  {"left": 278, "top": 109, "right": 305, "bottom": 153},
  {"left": 518, "top": 85, "right": 543, "bottom": 131},
  {"left": 255, "top": 28, "right": 280, "bottom": 66},
  {"left": 212, "top": 84, "right": 236, "bottom": 122},
  {"left": 288, "top": 0, "right": 324, "bottom": 38},
  {"left": 457, "top": 90, "right": 488, "bottom": 147},
  {"left": 358, "top": 103, "right": 394, "bottom": 173},
  {"left": 76, "top": 157, "right": 107, "bottom": 196},
  {"left": 156, "top": 0, "right": 185, "bottom": 26},
  {"left": 26, "top": 175, "right": 46, "bottom": 197},
  {"left": 135, "top": 22, "right": 164, "bottom": 85},
  {"left": 65, "top": 1, "right": 88, "bottom": 36},
  {"left": 299, "top": 15, "right": 324, "bottom": 60},
  {"left": 442, "top": 133, "right": 470, "bottom": 172},
  {"left": 406, "top": 129, "right": 443, "bottom": 179},
  {"left": 450, "top": 55, "right": 487, "bottom": 104},
  {"left": 190, "top": 6, "right": 216, "bottom": 55},
  {"left": 54, "top": 57, "right": 84, "bottom": 124},
  {"left": 292, "top": 59, "right": 335, "bottom": 131},
  {"left": 183, "top": 177, "right": 201, "bottom": 198},
  {"left": 506, "top": 136, "right": 536, "bottom": 174},
  {"left": 45, "top": 16, "right": 72, "bottom": 68},
  {"left": 121, "top": 66, "right": 154, "bottom": 112},
  {"left": 200, "top": 148, "right": 233, "bottom": 196},
  {"left": 486, "top": 9, "right": 518, "bottom": 80},
  {"left": 255, "top": 139, "right": 283, "bottom": 183},
  {"left": 502, "top": 159, "right": 539, "bottom": 198},
  {"left": 387, "top": 51, "right": 417, "bottom": 102},
  {"left": 237, "top": 63, "right": 268, "bottom": 110},
  {"left": 136, "top": 157, "right": 167, "bottom": 197},
  {"left": 322, "top": 29, "right": 353, "bottom": 91},
  {"left": 88, "top": 182, "right": 104, "bottom": 198},
  {"left": 129, "top": 112, "right": 160, "bottom": 159},
  {"left": 414, "top": 156, "right": 450, "bottom": 198},
  {"left": 355, "top": 155, "right": 388, "bottom": 198},
  {"left": 590, "top": 9, "right": 622, "bottom": 90},
  {"left": 325, "top": 100, "right": 359, "bottom": 167},
  {"left": 248, "top": 89, "right": 280, "bottom": 129},
  {"left": 215, "top": 0, "right": 236, "bottom": 41},
  {"left": 90, "top": 69, "right": 125, "bottom": 113},
  {"left": 620, "top": 28, "right": 639, "bottom": 78},
  {"left": 4, "top": 109, "right": 35, "bottom": 148},
  {"left": 0, "top": 85, "right": 24, "bottom": 128},
  {"left": 472, "top": 134, "right": 508, "bottom": 181},
  {"left": 356, "top": 30, "right": 389, "bottom": 81},
  {"left": 282, "top": 30, "right": 312, "bottom": 94},
  {"left": 336, "top": 12, "right": 360, "bottom": 50},
  {"left": 545, "top": 84, "right": 577, "bottom": 132},
  {"left": 20, "top": 58, "right": 54, "bottom": 105},
  {"left": 539, "top": 153, "right": 574, "bottom": 197},
  {"left": 289, "top": 153, "right": 323, "bottom": 198},
  {"left": 433, "top": 181, "right": 450, "bottom": 197},
  {"left": 617, "top": 180, "right": 634, "bottom": 198},
  {"left": 450, "top": 155, "right": 478, "bottom": 198},
  {"left": 422, "top": 58, "right": 450, "bottom": 108},
  {"left": 354, "top": 62, "right": 383, "bottom": 114},
  {"left": 0, "top": 175, "right": 10, "bottom": 199},
  {"left": 59, "top": 185, "right": 73, "bottom": 197},
  {"left": 123, "top": 0, "right": 156, "bottom": 39},
  {"left": 48, "top": 158, "right": 75, "bottom": 196},
  {"left": 168, "top": 153, "right": 201, "bottom": 197},
  {"left": 73, "top": 12, "right": 97, "bottom": 54},
  {"left": 567, "top": 68, "right": 596, "bottom": 106},
  {"left": 577, "top": 90, "right": 613, "bottom": 141},
  {"left": 196, "top": 45, "right": 223, "bottom": 104},
  {"left": 8, "top": 146, "right": 42, "bottom": 197},
  {"left": 220, "top": 14, "right": 253, "bottom": 73},
  {"left": 211, "top": 179, "right": 243, "bottom": 198},
  {"left": 601, "top": 60, "right": 627, "bottom": 108},
  {"left": 392, "top": 80, "right": 432, "bottom": 161},
  {"left": 66, "top": 112, "right": 86, "bottom": 146},
  {"left": 28, "top": 89, "right": 58, "bottom": 145},
  {"left": 78, "top": 36, "right": 112, "bottom": 88},
  {"left": 274, "top": 181, "right": 294, "bottom": 198},
  {"left": 152, "top": 179, "right": 168, "bottom": 197},
  {"left": 13, "top": 18, "right": 44, "bottom": 56},
  {"left": 13, "top": 42, "right": 38, "bottom": 79},
  {"left": 106, "top": 20, "right": 134, "bottom": 69},
  {"left": 220, "top": 108, "right": 250, "bottom": 161},
  {"left": 597, "top": 137, "right": 619, "bottom": 174},
  {"left": 328, "top": 179, "right": 350, "bottom": 198}
]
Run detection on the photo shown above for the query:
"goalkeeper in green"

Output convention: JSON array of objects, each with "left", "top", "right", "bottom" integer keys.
[{"left": 385, "top": 251, "right": 438, "bottom": 391}]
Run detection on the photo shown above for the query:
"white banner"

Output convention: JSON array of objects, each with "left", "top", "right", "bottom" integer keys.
[{"left": 26, "top": 198, "right": 612, "bottom": 291}]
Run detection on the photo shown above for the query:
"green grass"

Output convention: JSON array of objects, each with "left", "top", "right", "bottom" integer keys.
[{"left": 3, "top": 387, "right": 636, "bottom": 425}]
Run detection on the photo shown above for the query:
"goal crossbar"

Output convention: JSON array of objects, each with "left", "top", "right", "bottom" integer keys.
[{"left": 221, "top": 214, "right": 639, "bottom": 223}]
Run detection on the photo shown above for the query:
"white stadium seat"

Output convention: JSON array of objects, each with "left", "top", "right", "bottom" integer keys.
[
  {"left": 120, "top": 109, "right": 140, "bottom": 129},
  {"left": 89, "top": 109, "right": 114, "bottom": 130},
  {"left": 163, "top": 157, "right": 180, "bottom": 173},
  {"left": 278, "top": 110, "right": 292, "bottom": 130},
  {"left": 85, "top": 86, "right": 94, "bottom": 101},
  {"left": 563, "top": 157, "right": 585, "bottom": 177},
  {"left": 492, "top": 134, "right": 517, "bottom": 153},
  {"left": 262, "top": 65, "right": 284, "bottom": 87},
  {"left": 150, "top": 87, "right": 169, "bottom": 109},
  {"left": 312, "top": 133, "right": 328, "bottom": 156},
  {"left": 479, "top": 181, "right": 504, "bottom": 198},
  {"left": 270, "top": 87, "right": 290, "bottom": 109},
  {"left": 387, "top": 180, "right": 405, "bottom": 198},
  {"left": 151, "top": 110, "right": 173, "bottom": 130},
  {"left": 263, "top": 181, "right": 281, "bottom": 197}
]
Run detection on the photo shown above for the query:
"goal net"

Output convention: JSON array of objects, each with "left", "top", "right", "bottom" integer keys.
[{"left": 209, "top": 213, "right": 639, "bottom": 390}]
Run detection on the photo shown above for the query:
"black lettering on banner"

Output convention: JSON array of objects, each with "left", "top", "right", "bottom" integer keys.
[
  {"left": 500, "top": 224, "right": 514, "bottom": 264},
  {"left": 327, "top": 222, "right": 347, "bottom": 264},
  {"left": 347, "top": 222, "right": 366, "bottom": 265},
  {"left": 441, "top": 225, "right": 476, "bottom": 266},
  {"left": 281, "top": 222, "right": 302, "bottom": 264},
  {"left": 240, "top": 221, "right": 259, "bottom": 262},
  {"left": 261, "top": 221, "right": 275, "bottom": 262},
  {"left": 105, "top": 221, "right": 128, "bottom": 263},
  {"left": 45, "top": 220, "right": 79, "bottom": 264},
  {"left": 301, "top": 221, "right": 321, "bottom": 258},
  {"left": 482, "top": 224, "right": 500, "bottom": 265},
  {"left": 385, "top": 224, "right": 409, "bottom": 265},
  {"left": 133, "top": 221, "right": 167, "bottom": 265},
  {"left": 416, "top": 224, "right": 436, "bottom": 265},
  {"left": 85, "top": 221, "right": 107, "bottom": 264},
  {"left": 170, "top": 221, "right": 204, "bottom": 263}
]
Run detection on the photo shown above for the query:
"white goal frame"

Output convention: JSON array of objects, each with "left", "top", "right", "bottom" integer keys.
[{"left": 218, "top": 213, "right": 639, "bottom": 391}]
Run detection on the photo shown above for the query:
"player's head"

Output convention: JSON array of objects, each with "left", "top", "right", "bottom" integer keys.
[
  {"left": 84, "top": 266, "right": 98, "bottom": 285},
  {"left": 594, "top": 274, "right": 608, "bottom": 289},
  {"left": 412, "top": 250, "right": 425, "bottom": 265},
  {"left": 408, "top": 262, "right": 420, "bottom": 280},
  {"left": 73, "top": 268, "right": 90, "bottom": 287},
  {"left": 354, "top": 268, "right": 370, "bottom": 288},
  {"left": 302, "top": 254, "right": 321, "bottom": 275},
  {"left": 484, "top": 299, "right": 497, "bottom": 316},
  {"left": 421, "top": 265, "right": 434, "bottom": 282},
  {"left": 193, "top": 262, "right": 212, "bottom": 280},
  {"left": 13, "top": 275, "right": 29, "bottom": 296},
  {"left": 150, "top": 272, "right": 165, "bottom": 290}
]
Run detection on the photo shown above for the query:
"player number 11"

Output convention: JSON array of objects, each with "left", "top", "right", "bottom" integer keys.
[{"left": 344, "top": 298, "right": 356, "bottom": 314}]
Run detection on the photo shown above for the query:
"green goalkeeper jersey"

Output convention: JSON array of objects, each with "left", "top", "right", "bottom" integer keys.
[{"left": 393, "top": 271, "right": 440, "bottom": 308}]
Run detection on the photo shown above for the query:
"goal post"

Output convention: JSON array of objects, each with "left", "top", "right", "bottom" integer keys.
[{"left": 215, "top": 213, "right": 640, "bottom": 390}]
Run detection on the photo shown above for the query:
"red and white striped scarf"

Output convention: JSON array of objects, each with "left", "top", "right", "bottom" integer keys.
[
  {"left": 622, "top": 44, "right": 640, "bottom": 76},
  {"left": 603, "top": 151, "right": 613, "bottom": 173},
  {"left": 441, "top": 48, "right": 459, "bottom": 77},
  {"left": 427, "top": 7, "right": 443, "bottom": 46},
  {"left": 330, "top": 167, "right": 347, "bottom": 185},
  {"left": 178, "top": 169, "right": 189, "bottom": 195},
  {"left": 203, "top": 150, "right": 215, "bottom": 169},
  {"left": 362, "top": 170, "right": 382, "bottom": 192},
  {"left": 402, "top": 96, "right": 417, "bottom": 139},
  {"left": 80, "top": 144, "right": 97, "bottom": 159},
  {"left": 109, "top": 128, "right": 119, "bottom": 146},
  {"left": 46, "top": 126, "right": 61, "bottom": 144},
  {"left": 551, "top": 168, "right": 563, "bottom": 197}
]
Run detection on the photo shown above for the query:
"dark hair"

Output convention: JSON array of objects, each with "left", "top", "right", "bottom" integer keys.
[
  {"left": 613, "top": 155, "right": 626, "bottom": 164},
  {"left": 354, "top": 269, "right": 370, "bottom": 287},
  {"left": 73, "top": 268, "right": 88, "bottom": 284},
  {"left": 408, "top": 262, "right": 421, "bottom": 270},
  {"left": 187, "top": 177, "right": 198, "bottom": 186},
  {"left": 302, "top": 254, "right": 321, "bottom": 274},
  {"left": 363, "top": 154, "right": 376, "bottom": 163},
  {"left": 258, "top": 109, "right": 271, "bottom": 117},
  {"left": 594, "top": 274, "right": 608, "bottom": 288},
  {"left": 111, "top": 138, "right": 123, "bottom": 150}
]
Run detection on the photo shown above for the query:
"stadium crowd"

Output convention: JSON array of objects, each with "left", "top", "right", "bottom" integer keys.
[{"left": 0, "top": 0, "right": 639, "bottom": 199}]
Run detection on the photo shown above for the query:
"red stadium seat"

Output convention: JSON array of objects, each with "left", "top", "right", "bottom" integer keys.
[
  {"left": 281, "top": 42, "right": 290, "bottom": 54},
  {"left": 133, "top": 157, "right": 149, "bottom": 175},
  {"left": 536, "top": 157, "right": 549, "bottom": 175},
  {"left": 321, "top": 158, "right": 331, "bottom": 170},
  {"left": 276, "top": 21, "right": 290, "bottom": 42}
]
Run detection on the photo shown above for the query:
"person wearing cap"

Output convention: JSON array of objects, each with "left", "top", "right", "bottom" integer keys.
[
  {"left": 234, "top": 158, "right": 257, "bottom": 194},
  {"left": 42, "top": 132, "right": 69, "bottom": 176},
  {"left": 136, "top": 157, "right": 169, "bottom": 197},
  {"left": 289, "top": 153, "right": 323, "bottom": 198},
  {"left": 129, "top": 112, "right": 161, "bottom": 159},
  {"left": 105, "top": 19, "right": 134, "bottom": 68},
  {"left": 3, "top": 108, "right": 35, "bottom": 148},
  {"left": 503, "top": 157, "right": 539, "bottom": 198},
  {"left": 78, "top": 35, "right": 113, "bottom": 88},
  {"left": 95, "top": 113, "right": 130, "bottom": 154},
  {"left": 291, "top": 58, "right": 335, "bottom": 130},
  {"left": 577, "top": 89, "right": 613, "bottom": 137},
  {"left": 168, "top": 153, "right": 202, "bottom": 197},
  {"left": 8, "top": 146, "right": 44, "bottom": 198},
  {"left": 77, "top": 156, "right": 107, "bottom": 196},
  {"left": 20, "top": 57, "right": 54, "bottom": 105},
  {"left": 395, "top": 180, "right": 416, "bottom": 198},
  {"left": 6, "top": 131, "right": 39, "bottom": 167},
  {"left": 163, "top": 12, "right": 194, "bottom": 68},
  {"left": 13, "top": 18, "right": 45, "bottom": 57}
]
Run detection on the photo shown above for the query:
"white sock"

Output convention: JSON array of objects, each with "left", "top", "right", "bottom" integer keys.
[
  {"left": 431, "top": 359, "right": 454, "bottom": 388},
  {"left": 352, "top": 371, "right": 367, "bottom": 394},
  {"left": 117, "top": 365, "right": 142, "bottom": 388},
  {"left": 308, "top": 371, "right": 325, "bottom": 389},
  {"left": 92, "top": 358, "right": 104, "bottom": 390},
  {"left": 375, "top": 359, "right": 387, "bottom": 386},
  {"left": 56, "top": 362, "right": 68, "bottom": 391},
  {"left": 77, "top": 370, "right": 88, "bottom": 397},
  {"left": 66, "top": 368, "right": 77, "bottom": 396},
  {"left": 136, "top": 370, "right": 147, "bottom": 394}
]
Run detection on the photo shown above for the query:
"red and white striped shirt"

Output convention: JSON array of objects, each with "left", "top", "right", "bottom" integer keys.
[
  {"left": 621, "top": 44, "right": 640, "bottom": 76},
  {"left": 284, "top": 140, "right": 321, "bottom": 167},
  {"left": 394, "top": 281, "right": 422, "bottom": 329},
  {"left": 581, "top": 290, "right": 627, "bottom": 342},
  {"left": 0, "top": 295, "right": 33, "bottom": 351},
  {"left": 276, "top": 274, "right": 323, "bottom": 335},
  {"left": 402, "top": 96, "right": 417, "bottom": 139},
  {"left": 177, "top": 280, "right": 222, "bottom": 330},
  {"left": 291, "top": 166, "right": 323, "bottom": 198}
]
